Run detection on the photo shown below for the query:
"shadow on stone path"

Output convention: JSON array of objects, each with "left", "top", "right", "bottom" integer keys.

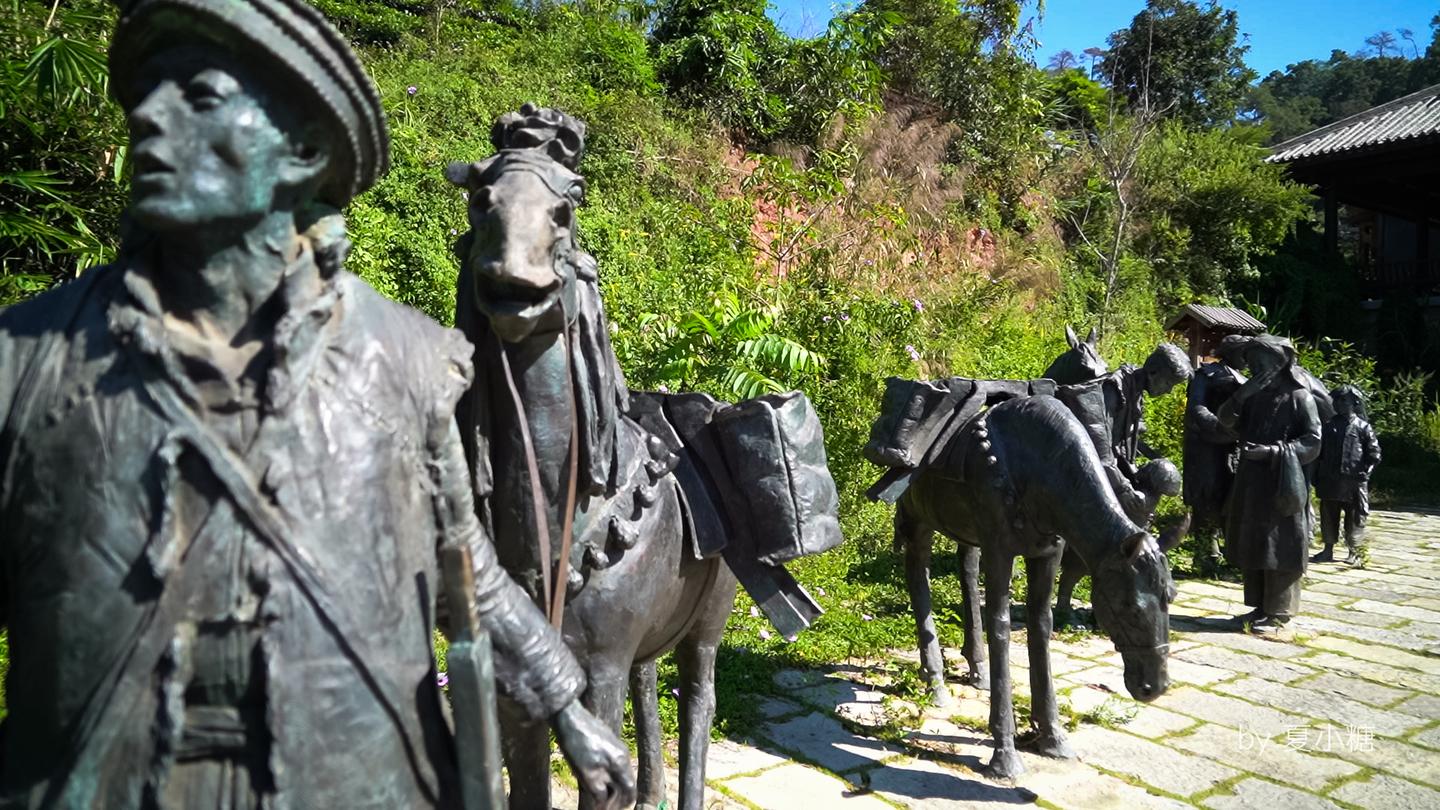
[{"left": 549, "top": 507, "right": 1440, "bottom": 809}]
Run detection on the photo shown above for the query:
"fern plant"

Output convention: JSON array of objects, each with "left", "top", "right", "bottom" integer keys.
[
  {"left": 2, "top": 0, "right": 126, "bottom": 305},
  {"left": 652, "top": 289, "right": 824, "bottom": 400}
]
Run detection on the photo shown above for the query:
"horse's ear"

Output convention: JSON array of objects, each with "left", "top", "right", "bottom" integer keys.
[
  {"left": 1123, "top": 531, "right": 1149, "bottom": 563},
  {"left": 1086, "top": 327, "right": 1098, "bottom": 347},
  {"left": 444, "top": 161, "right": 475, "bottom": 189},
  {"left": 1065, "top": 324, "right": 1079, "bottom": 349}
]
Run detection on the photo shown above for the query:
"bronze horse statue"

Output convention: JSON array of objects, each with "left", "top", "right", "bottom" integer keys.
[
  {"left": 1042, "top": 324, "right": 1107, "bottom": 383},
  {"left": 869, "top": 384, "right": 1178, "bottom": 780},
  {"left": 446, "top": 106, "right": 831, "bottom": 810}
]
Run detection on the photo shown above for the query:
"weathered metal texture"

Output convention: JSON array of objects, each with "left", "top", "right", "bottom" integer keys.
[
  {"left": 449, "top": 105, "right": 843, "bottom": 810},
  {"left": 0, "top": 5, "right": 629, "bottom": 808}
]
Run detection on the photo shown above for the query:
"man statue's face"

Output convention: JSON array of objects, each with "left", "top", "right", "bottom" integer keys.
[
  {"left": 1145, "top": 369, "right": 1180, "bottom": 398},
  {"left": 1246, "top": 345, "right": 1284, "bottom": 376},
  {"left": 124, "top": 47, "right": 298, "bottom": 231}
]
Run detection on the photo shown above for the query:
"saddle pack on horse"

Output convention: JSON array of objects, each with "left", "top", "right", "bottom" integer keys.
[
  {"left": 630, "top": 389, "right": 842, "bottom": 638},
  {"left": 864, "top": 376, "right": 1057, "bottom": 503}
]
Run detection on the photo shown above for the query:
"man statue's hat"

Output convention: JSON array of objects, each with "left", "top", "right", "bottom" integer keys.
[{"left": 109, "top": 0, "right": 389, "bottom": 207}]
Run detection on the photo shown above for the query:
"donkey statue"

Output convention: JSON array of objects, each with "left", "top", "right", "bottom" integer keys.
[
  {"left": 867, "top": 380, "right": 1179, "bottom": 780},
  {"left": 446, "top": 105, "right": 839, "bottom": 810}
]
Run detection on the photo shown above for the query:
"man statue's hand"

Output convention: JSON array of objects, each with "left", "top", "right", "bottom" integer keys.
[
  {"left": 554, "top": 700, "right": 636, "bottom": 810},
  {"left": 1241, "top": 442, "right": 1276, "bottom": 461}
]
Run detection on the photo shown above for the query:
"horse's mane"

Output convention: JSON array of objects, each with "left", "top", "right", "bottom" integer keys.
[{"left": 988, "top": 396, "right": 1139, "bottom": 555}]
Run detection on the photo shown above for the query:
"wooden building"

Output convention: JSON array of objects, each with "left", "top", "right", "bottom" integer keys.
[
  {"left": 1265, "top": 83, "right": 1440, "bottom": 296},
  {"left": 1165, "top": 304, "right": 1266, "bottom": 367}
]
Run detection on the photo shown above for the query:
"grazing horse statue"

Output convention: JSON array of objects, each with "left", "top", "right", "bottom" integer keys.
[
  {"left": 869, "top": 388, "right": 1177, "bottom": 780},
  {"left": 446, "top": 105, "right": 834, "bottom": 810}
]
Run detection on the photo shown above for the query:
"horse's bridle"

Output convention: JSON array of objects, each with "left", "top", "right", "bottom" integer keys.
[{"left": 483, "top": 160, "right": 583, "bottom": 628}]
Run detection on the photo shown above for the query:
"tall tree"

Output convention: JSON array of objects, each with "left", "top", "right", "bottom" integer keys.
[
  {"left": 1098, "top": 0, "right": 1256, "bottom": 127},
  {"left": 1047, "top": 48, "right": 1079, "bottom": 72},
  {"left": 1364, "top": 30, "right": 1397, "bottom": 58}
]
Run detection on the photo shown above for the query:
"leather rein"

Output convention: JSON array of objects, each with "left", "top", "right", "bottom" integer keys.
[{"left": 491, "top": 279, "right": 581, "bottom": 630}]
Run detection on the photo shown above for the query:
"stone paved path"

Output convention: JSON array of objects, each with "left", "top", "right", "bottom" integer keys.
[{"left": 554, "top": 508, "right": 1440, "bottom": 809}]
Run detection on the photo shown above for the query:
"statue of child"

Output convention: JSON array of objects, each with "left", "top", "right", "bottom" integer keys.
[{"left": 1312, "top": 384, "right": 1381, "bottom": 566}]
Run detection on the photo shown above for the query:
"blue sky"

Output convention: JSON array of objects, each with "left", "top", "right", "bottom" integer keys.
[{"left": 766, "top": 1, "right": 1438, "bottom": 77}]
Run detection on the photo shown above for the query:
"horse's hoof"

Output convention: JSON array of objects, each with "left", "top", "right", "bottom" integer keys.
[
  {"left": 928, "top": 680, "right": 953, "bottom": 707},
  {"left": 962, "top": 667, "right": 989, "bottom": 690},
  {"left": 1027, "top": 732, "right": 1077, "bottom": 760},
  {"left": 982, "top": 748, "right": 1025, "bottom": 781}
]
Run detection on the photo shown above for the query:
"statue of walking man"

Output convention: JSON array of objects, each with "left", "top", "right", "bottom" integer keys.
[
  {"left": 1218, "top": 334, "right": 1322, "bottom": 635},
  {"left": 0, "top": 0, "right": 634, "bottom": 806}
]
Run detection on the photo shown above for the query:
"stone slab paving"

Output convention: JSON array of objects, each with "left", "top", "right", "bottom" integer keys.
[{"left": 545, "top": 509, "right": 1440, "bottom": 808}]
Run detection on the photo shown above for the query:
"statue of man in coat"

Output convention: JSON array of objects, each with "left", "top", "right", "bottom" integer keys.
[
  {"left": 0, "top": 0, "right": 634, "bottom": 806},
  {"left": 1218, "top": 334, "right": 1322, "bottom": 634},
  {"left": 1181, "top": 334, "right": 1249, "bottom": 566}
]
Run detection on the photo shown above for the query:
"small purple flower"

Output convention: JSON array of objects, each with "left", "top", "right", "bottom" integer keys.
[
  {"left": 816, "top": 586, "right": 826, "bottom": 597},
  {"left": 437, "top": 671, "right": 449, "bottom": 688},
  {"left": 749, "top": 605, "right": 760, "bottom": 618},
  {"left": 822, "top": 315, "right": 832, "bottom": 323},
  {"left": 406, "top": 85, "right": 418, "bottom": 96},
  {"left": 448, "top": 228, "right": 458, "bottom": 236},
  {"left": 839, "top": 312, "right": 851, "bottom": 323},
  {"left": 905, "top": 344, "right": 920, "bottom": 362},
  {"left": 657, "top": 384, "right": 670, "bottom": 393},
  {"left": 861, "top": 613, "right": 874, "bottom": 622},
  {"left": 671, "top": 688, "right": 681, "bottom": 697},
  {"left": 911, "top": 298, "right": 924, "bottom": 313},
  {"left": 759, "top": 628, "right": 773, "bottom": 640}
]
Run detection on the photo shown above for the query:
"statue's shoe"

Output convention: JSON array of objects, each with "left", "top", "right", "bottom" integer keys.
[
  {"left": 1249, "top": 615, "right": 1289, "bottom": 636},
  {"left": 1310, "top": 549, "right": 1334, "bottom": 563},
  {"left": 1232, "top": 607, "right": 1263, "bottom": 628}
]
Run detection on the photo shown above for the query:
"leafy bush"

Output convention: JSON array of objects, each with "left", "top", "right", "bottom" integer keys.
[{"left": 1, "top": 0, "right": 125, "bottom": 304}]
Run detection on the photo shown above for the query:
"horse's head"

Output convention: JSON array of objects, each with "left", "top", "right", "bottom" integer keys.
[
  {"left": 1044, "top": 325, "right": 1107, "bottom": 384},
  {"left": 1087, "top": 517, "right": 1185, "bottom": 702},
  {"left": 445, "top": 104, "right": 587, "bottom": 342}
]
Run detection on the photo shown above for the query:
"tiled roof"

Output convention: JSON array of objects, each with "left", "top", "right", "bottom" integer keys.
[
  {"left": 1165, "top": 304, "right": 1266, "bottom": 333},
  {"left": 1266, "top": 83, "right": 1440, "bottom": 164}
]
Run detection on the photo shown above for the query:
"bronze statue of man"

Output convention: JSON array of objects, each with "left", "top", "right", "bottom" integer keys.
[
  {"left": 1219, "top": 334, "right": 1322, "bottom": 634},
  {"left": 1056, "top": 342, "right": 1192, "bottom": 520},
  {"left": 1313, "top": 384, "right": 1381, "bottom": 566},
  {"left": 0, "top": 0, "right": 633, "bottom": 806},
  {"left": 1182, "top": 334, "right": 1249, "bottom": 565}
]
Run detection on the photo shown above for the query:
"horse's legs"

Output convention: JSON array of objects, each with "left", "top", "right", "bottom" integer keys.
[
  {"left": 982, "top": 549, "right": 1024, "bottom": 780},
  {"left": 500, "top": 698, "right": 551, "bottom": 810},
  {"left": 1054, "top": 544, "right": 1086, "bottom": 627},
  {"left": 899, "top": 505, "right": 950, "bottom": 706},
  {"left": 672, "top": 568, "right": 735, "bottom": 810},
  {"left": 958, "top": 544, "right": 987, "bottom": 689},
  {"left": 675, "top": 632, "right": 720, "bottom": 810},
  {"left": 630, "top": 660, "right": 665, "bottom": 810},
  {"left": 578, "top": 657, "right": 632, "bottom": 810},
  {"left": 1025, "top": 552, "right": 1077, "bottom": 759}
]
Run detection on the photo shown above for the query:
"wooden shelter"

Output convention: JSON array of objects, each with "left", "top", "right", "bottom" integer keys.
[
  {"left": 1266, "top": 83, "right": 1440, "bottom": 295},
  {"left": 1165, "top": 304, "right": 1266, "bottom": 367}
]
